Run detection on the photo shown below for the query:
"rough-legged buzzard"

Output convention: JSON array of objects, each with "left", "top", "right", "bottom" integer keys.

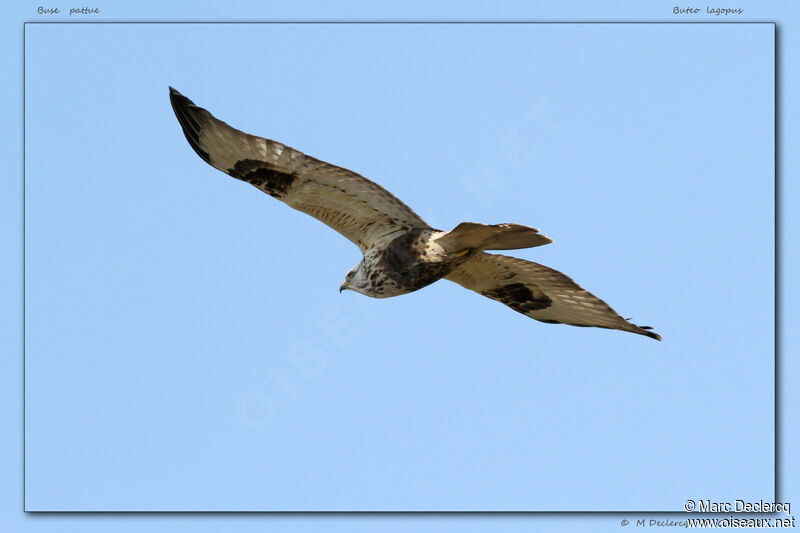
[{"left": 169, "top": 87, "right": 660, "bottom": 340}]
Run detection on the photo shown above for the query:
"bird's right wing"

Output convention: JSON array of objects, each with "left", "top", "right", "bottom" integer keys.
[
  {"left": 445, "top": 252, "right": 661, "bottom": 340},
  {"left": 169, "top": 87, "right": 430, "bottom": 251}
]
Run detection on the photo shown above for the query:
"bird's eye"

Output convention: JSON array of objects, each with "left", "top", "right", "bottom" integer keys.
[{"left": 347, "top": 272, "right": 355, "bottom": 280}]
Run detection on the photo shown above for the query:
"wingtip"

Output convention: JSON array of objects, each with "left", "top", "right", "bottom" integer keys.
[
  {"left": 169, "top": 87, "right": 201, "bottom": 118},
  {"left": 628, "top": 321, "right": 661, "bottom": 341},
  {"left": 168, "top": 87, "right": 212, "bottom": 164},
  {"left": 169, "top": 86, "right": 197, "bottom": 107},
  {"left": 640, "top": 328, "right": 662, "bottom": 341}
]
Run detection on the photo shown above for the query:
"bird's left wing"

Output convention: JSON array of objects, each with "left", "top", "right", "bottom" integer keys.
[
  {"left": 169, "top": 87, "right": 429, "bottom": 251},
  {"left": 446, "top": 252, "right": 661, "bottom": 340}
]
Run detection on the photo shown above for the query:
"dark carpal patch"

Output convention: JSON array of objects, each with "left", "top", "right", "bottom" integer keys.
[
  {"left": 227, "top": 159, "right": 297, "bottom": 198},
  {"left": 482, "top": 282, "right": 552, "bottom": 314}
]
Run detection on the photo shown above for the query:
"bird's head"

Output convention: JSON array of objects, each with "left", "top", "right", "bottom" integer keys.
[{"left": 339, "top": 260, "right": 368, "bottom": 295}]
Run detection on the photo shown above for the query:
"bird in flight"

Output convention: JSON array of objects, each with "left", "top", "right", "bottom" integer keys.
[{"left": 169, "top": 87, "right": 660, "bottom": 340}]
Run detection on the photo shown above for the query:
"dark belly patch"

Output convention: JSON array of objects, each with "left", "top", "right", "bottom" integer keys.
[{"left": 376, "top": 229, "right": 451, "bottom": 294}]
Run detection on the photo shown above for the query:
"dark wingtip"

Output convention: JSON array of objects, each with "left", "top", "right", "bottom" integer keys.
[
  {"left": 168, "top": 86, "right": 191, "bottom": 103},
  {"left": 627, "top": 318, "right": 661, "bottom": 341},
  {"left": 168, "top": 86, "right": 197, "bottom": 109},
  {"left": 168, "top": 86, "right": 185, "bottom": 101},
  {"left": 168, "top": 87, "right": 212, "bottom": 164},
  {"left": 640, "top": 328, "right": 662, "bottom": 341}
]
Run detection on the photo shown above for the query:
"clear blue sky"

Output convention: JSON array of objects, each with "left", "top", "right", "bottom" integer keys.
[{"left": 4, "top": 1, "right": 796, "bottom": 531}]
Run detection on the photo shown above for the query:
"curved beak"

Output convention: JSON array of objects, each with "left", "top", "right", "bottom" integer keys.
[{"left": 339, "top": 282, "right": 347, "bottom": 293}]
